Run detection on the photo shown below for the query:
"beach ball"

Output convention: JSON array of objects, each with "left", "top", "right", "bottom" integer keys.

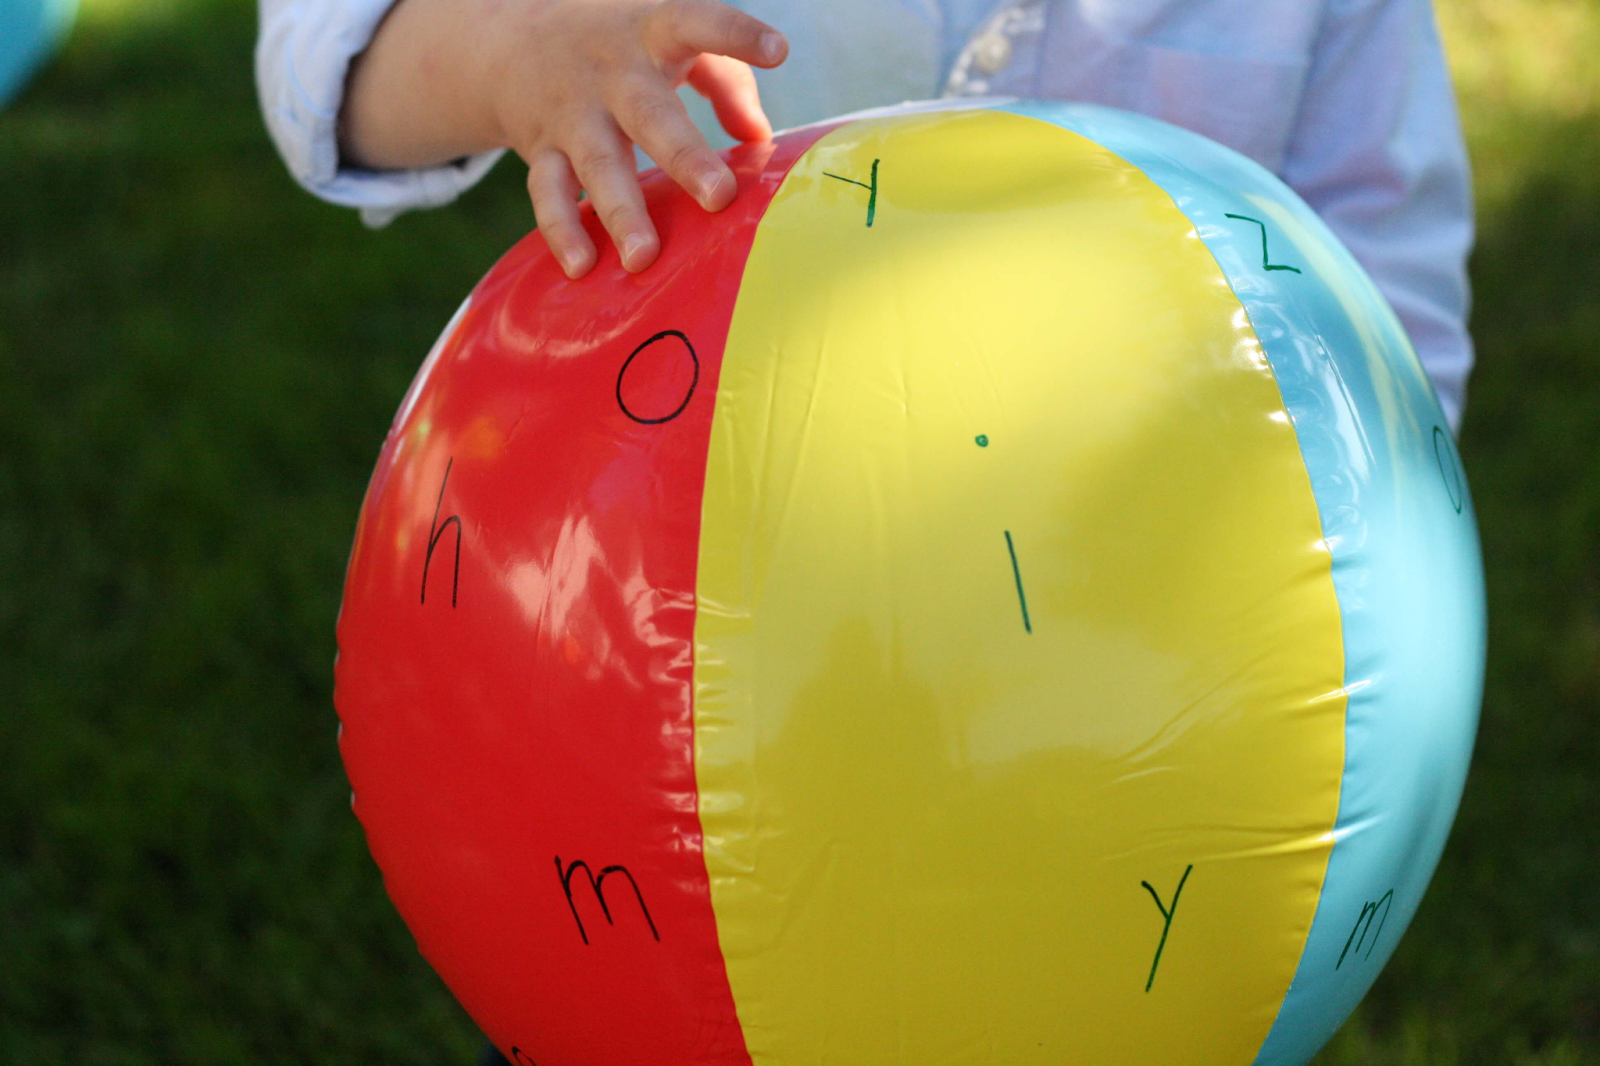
[
  {"left": 0, "top": 0, "right": 76, "bottom": 107},
  {"left": 335, "top": 101, "right": 1484, "bottom": 1066}
]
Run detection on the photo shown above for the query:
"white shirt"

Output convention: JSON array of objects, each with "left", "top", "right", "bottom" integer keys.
[{"left": 256, "top": 0, "right": 1475, "bottom": 427}]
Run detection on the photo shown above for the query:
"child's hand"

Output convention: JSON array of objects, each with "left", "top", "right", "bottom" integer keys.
[
  {"left": 500, "top": 0, "right": 788, "bottom": 278},
  {"left": 341, "top": 0, "right": 789, "bottom": 279}
]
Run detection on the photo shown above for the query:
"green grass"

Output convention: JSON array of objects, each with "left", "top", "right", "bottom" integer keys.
[{"left": 1, "top": 1, "right": 1595, "bottom": 1063}]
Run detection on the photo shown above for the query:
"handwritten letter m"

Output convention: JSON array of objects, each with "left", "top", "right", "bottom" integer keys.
[
  {"left": 554, "top": 856, "right": 661, "bottom": 946},
  {"left": 1336, "top": 889, "right": 1395, "bottom": 970}
]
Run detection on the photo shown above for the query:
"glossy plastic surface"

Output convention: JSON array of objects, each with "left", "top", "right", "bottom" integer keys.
[
  {"left": 696, "top": 108, "right": 1344, "bottom": 1065},
  {"left": 337, "top": 130, "right": 831, "bottom": 1066},
  {"left": 335, "top": 101, "right": 1483, "bottom": 1066},
  {"left": 999, "top": 102, "right": 1486, "bottom": 1066}
]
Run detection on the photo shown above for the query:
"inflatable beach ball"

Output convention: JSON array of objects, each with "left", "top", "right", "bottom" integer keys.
[
  {"left": 0, "top": 0, "right": 75, "bottom": 107},
  {"left": 335, "top": 101, "right": 1484, "bottom": 1066}
]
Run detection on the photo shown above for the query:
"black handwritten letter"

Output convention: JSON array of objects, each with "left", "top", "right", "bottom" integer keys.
[
  {"left": 555, "top": 855, "right": 662, "bottom": 945},
  {"left": 616, "top": 330, "right": 699, "bottom": 425},
  {"left": 421, "top": 457, "right": 462, "bottom": 608}
]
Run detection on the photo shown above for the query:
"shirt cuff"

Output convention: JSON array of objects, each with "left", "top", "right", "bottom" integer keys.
[{"left": 257, "top": 0, "right": 504, "bottom": 222}]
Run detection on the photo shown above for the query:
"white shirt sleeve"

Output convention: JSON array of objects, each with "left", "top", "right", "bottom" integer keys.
[
  {"left": 1280, "top": 0, "right": 1475, "bottom": 430},
  {"left": 255, "top": 0, "right": 505, "bottom": 226}
]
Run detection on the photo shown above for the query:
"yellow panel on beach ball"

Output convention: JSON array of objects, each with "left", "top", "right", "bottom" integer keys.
[{"left": 693, "top": 109, "right": 1347, "bottom": 1065}]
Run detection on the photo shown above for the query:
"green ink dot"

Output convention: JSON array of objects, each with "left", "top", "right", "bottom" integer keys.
[{"left": 975, "top": 435, "right": 989, "bottom": 447}]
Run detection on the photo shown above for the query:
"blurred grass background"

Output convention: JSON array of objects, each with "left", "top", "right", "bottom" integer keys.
[{"left": 1, "top": 0, "right": 1595, "bottom": 1062}]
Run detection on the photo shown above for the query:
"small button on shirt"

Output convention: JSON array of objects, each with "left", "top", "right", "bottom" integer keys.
[
  {"left": 256, "top": 0, "right": 1476, "bottom": 426},
  {"left": 969, "top": 30, "right": 1012, "bottom": 75},
  {"left": 940, "top": 0, "right": 1014, "bottom": 74}
]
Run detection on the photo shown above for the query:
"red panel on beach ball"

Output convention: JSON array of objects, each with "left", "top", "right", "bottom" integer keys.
[{"left": 334, "top": 129, "right": 831, "bottom": 1066}]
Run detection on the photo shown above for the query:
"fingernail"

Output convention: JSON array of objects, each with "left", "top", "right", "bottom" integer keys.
[
  {"left": 760, "top": 31, "right": 784, "bottom": 63},
  {"left": 560, "top": 247, "right": 585, "bottom": 275},
  {"left": 622, "top": 233, "right": 649, "bottom": 266},
  {"left": 698, "top": 170, "right": 729, "bottom": 206}
]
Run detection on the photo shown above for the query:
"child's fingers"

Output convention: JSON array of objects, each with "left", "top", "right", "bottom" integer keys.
[
  {"left": 566, "top": 122, "right": 661, "bottom": 273},
  {"left": 646, "top": 0, "right": 787, "bottom": 69},
  {"left": 611, "top": 79, "right": 736, "bottom": 212},
  {"left": 687, "top": 54, "right": 772, "bottom": 143},
  {"left": 526, "top": 150, "right": 595, "bottom": 279}
]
